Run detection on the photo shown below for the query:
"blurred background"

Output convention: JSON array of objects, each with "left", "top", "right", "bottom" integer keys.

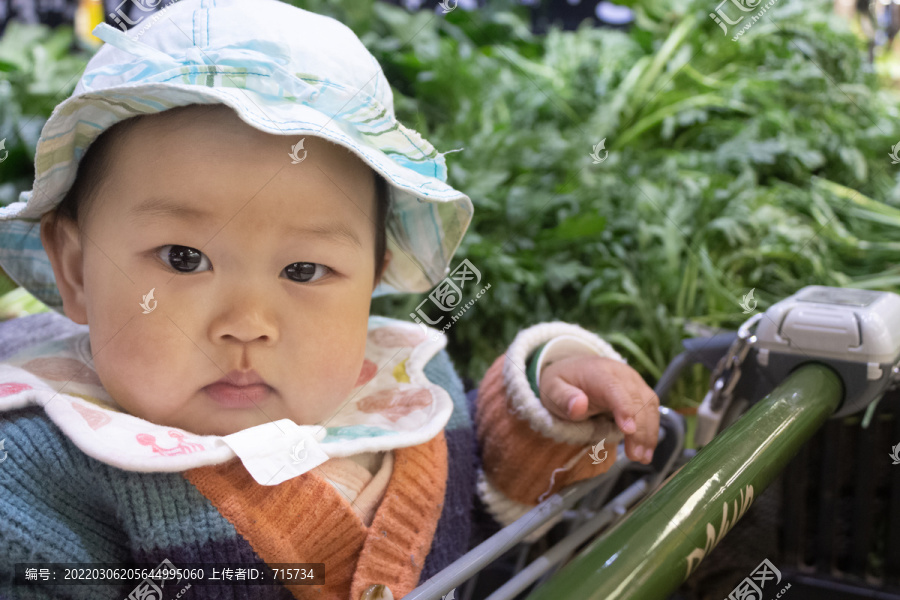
[{"left": 2, "top": 0, "right": 900, "bottom": 598}]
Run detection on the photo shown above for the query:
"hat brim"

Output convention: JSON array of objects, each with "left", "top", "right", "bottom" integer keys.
[{"left": 0, "top": 84, "right": 473, "bottom": 313}]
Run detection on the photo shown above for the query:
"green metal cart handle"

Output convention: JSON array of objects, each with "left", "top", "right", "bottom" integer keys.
[{"left": 525, "top": 362, "right": 843, "bottom": 600}]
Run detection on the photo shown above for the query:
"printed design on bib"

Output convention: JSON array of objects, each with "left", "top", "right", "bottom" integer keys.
[
  {"left": 324, "top": 425, "right": 394, "bottom": 440},
  {"left": 321, "top": 323, "right": 441, "bottom": 436},
  {"left": 0, "top": 382, "right": 32, "bottom": 397},
  {"left": 357, "top": 388, "right": 432, "bottom": 422},
  {"left": 393, "top": 358, "right": 411, "bottom": 383},
  {"left": 357, "top": 359, "right": 377, "bottom": 387},
  {"left": 67, "top": 392, "right": 123, "bottom": 411},
  {"left": 71, "top": 400, "right": 112, "bottom": 430},
  {"left": 369, "top": 326, "right": 427, "bottom": 348},
  {"left": 136, "top": 430, "right": 206, "bottom": 456}
]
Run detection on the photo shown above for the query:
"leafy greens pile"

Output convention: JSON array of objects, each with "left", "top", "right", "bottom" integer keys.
[
  {"left": 303, "top": 0, "right": 900, "bottom": 403},
  {"left": 2, "top": 0, "right": 900, "bottom": 407}
]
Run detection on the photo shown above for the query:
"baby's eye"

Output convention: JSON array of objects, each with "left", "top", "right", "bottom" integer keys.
[
  {"left": 282, "top": 262, "right": 331, "bottom": 283},
  {"left": 157, "top": 245, "right": 211, "bottom": 273}
]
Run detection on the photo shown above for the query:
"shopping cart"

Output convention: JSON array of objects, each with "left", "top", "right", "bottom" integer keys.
[{"left": 406, "top": 285, "right": 900, "bottom": 600}]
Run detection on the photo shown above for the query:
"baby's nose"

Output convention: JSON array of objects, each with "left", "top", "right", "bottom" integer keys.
[{"left": 208, "top": 286, "right": 279, "bottom": 345}]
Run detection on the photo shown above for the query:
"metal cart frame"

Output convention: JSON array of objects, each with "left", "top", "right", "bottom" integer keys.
[{"left": 406, "top": 331, "right": 852, "bottom": 600}]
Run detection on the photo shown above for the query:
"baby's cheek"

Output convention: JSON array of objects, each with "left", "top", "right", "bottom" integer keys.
[
  {"left": 93, "top": 356, "right": 158, "bottom": 418},
  {"left": 92, "top": 325, "right": 190, "bottom": 416},
  {"left": 321, "top": 347, "right": 366, "bottom": 394},
  {"left": 307, "top": 340, "right": 366, "bottom": 405}
]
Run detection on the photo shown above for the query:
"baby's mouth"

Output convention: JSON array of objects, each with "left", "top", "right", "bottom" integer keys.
[{"left": 203, "top": 369, "right": 273, "bottom": 408}]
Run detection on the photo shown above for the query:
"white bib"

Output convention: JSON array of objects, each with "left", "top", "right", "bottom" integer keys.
[{"left": 0, "top": 317, "right": 452, "bottom": 486}]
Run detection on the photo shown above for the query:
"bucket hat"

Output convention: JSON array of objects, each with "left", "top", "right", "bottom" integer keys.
[{"left": 0, "top": 0, "right": 473, "bottom": 313}]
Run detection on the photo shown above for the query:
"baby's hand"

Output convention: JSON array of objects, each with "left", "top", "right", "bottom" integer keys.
[{"left": 539, "top": 356, "right": 660, "bottom": 465}]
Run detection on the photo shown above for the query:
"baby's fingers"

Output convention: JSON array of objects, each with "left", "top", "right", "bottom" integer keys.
[
  {"left": 540, "top": 376, "right": 590, "bottom": 421},
  {"left": 539, "top": 356, "right": 661, "bottom": 464},
  {"left": 622, "top": 388, "right": 660, "bottom": 464},
  {"left": 595, "top": 377, "right": 660, "bottom": 465}
]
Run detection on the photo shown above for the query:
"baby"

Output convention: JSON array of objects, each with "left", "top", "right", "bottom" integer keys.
[{"left": 0, "top": 1, "right": 659, "bottom": 599}]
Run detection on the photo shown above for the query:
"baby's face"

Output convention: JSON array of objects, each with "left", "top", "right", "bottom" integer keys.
[{"left": 44, "top": 105, "right": 386, "bottom": 436}]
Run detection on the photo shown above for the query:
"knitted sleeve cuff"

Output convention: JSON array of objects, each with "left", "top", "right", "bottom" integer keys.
[
  {"left": 473, "top": 322, "right": 627, "bottom": 509},
  {"left": 504, "top": 321, "right": 627, "bottom": 446},
  {"left": 475, "top": 468, "right": 563, "bottom": 544}
]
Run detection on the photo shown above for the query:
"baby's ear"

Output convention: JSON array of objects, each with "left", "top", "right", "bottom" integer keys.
[
  {"left": 374, "top": 249, "right": 392, "bottom": 289},
  {"left": 40, "top": 211, "right": 88, "bottom": 324}
]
